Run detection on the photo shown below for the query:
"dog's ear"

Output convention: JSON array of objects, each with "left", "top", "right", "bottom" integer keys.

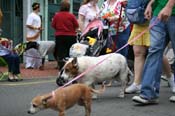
[
  {"left": 72, "top": 57, "right": 78, "bottom": 68},
  {"left": 42, "top": 95, "right": 52, "bottom": 105}
]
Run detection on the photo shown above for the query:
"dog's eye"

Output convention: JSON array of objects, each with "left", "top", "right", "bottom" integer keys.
[{"left": 33, "top": 104, "right": 37, "bottom": 108}]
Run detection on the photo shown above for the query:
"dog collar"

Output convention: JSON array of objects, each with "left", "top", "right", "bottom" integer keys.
[{"left": 51, "top": 91, "right": 57, "bottom": 107}]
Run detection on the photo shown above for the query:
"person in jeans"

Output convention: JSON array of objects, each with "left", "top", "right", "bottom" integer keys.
[
  {"left": 132, "top": 0, "right": 175, "bottom": 104},
  {"left": 0, "top": 40, "right": 22, "bottom": 82},
  {"left": 125, "top": 22, "right": 175, "bottom": 94}
]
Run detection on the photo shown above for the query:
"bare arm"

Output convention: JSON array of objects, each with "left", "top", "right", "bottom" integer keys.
[
  {"left": 78, "top": 14, "right": 85, "bottom": 32},
  {"left": 26, "top": 25, "right": 42, "bottom": 30},
  {"left": 26, "top": 31, "right": 40, "bottom": 41},
  {"left": 26, "top": 24, "right": 43, "bottom": 41},
  {"left": 144, "top": 0, "right": 155, "bottom": 20}
]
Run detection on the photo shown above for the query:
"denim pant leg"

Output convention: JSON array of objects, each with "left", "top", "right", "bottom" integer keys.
[
  {"left": 12, "top": 53, "right": 20, "bottom": 74},
  {"left": 140, "top": 17, "right": 166, "bottom": 99},
  {"left": 116, "top": 25, "right": 130, "bottom": 57},
  {"left": 2, "top": 54, "right": 13, "bottom": 72},
  {"left": 166, "top": 16, "right": 175, "bottom": 80},
  {"left": 2, "top": 53, "right": 20, "bottom": 74}
]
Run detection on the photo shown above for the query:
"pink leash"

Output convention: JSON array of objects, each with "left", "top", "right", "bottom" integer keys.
[{"left": 60, "top": 19, "right": 159, "bottom": 88}]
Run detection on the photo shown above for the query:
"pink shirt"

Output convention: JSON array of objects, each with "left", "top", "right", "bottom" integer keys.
[{"left": 79, "top": 3, "right": 100, "bottom": 31}]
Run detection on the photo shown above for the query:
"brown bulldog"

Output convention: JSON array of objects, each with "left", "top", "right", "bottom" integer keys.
[{"left": 28, "top": 83, "right": 105, "bottom": 116}]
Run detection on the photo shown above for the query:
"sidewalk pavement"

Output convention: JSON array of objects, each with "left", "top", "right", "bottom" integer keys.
[{"left": 0, "top": 61, "right": 58, "bottom": 79}]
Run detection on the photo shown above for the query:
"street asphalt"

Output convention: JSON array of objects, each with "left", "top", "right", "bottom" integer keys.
[{"left": 0, "top": 77, "right": 174, "bottom": 116}]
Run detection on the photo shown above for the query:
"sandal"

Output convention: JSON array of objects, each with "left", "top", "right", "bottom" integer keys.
[
  {"left": 14, "top": 74, "right": 23, "bottom": 81},
  {"left": 8, "top": 78, "right": 16, "bottom": 82},
  {"left": 8, "top": 73, "right": 16, "bottom": 82}
]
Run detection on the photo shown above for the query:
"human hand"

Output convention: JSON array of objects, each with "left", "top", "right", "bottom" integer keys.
[
  {"left": 38, "top": 27, "right": 44, "bottom": 31},
  {"left": 121, "top": 1, "right": 127, "bottom": 7},
  {"left": 158, "top": 6, "right": 172, "bottom": 22},
  {"left": 144, "top": 4, "right": 152, "bottom": 20}
]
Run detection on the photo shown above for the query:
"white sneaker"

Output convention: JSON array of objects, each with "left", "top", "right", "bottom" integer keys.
[
  {"left": 169, "top": 96, "right": 175, "bottom": 102},
  {"left": 125, "top": 83, "right": 141, "bottom": 94},
  {"left": 132, "top": 96, "right": 159, "bottom": 105},
  {"left": 167, "top": 74, "right": 175, "bottom": 93}
]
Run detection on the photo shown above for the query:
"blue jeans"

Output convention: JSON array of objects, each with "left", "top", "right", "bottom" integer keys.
[
  {"left": 140, "top": 16, "right": 175, "bottom": 100},
  {"left": 2, "top": 53, "right": 20, "bottom": 75},
  {"left": 112, "top": 25, "right": 131, "bottom": 57}
]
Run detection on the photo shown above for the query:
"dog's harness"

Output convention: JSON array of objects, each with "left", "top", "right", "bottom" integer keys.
[
  {"left": 52, "top": 91, "right": 56, "bottom": 101},
  {"left": 51, "top": 90, "right": 57, "bottom": 107},
  {"left": 51, "top": 89, "right": 66, "bottom": 108}
]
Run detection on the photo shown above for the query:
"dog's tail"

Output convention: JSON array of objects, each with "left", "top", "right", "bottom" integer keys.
[{"left": 90, "top": 82, "right": 106, "bottom": 94}]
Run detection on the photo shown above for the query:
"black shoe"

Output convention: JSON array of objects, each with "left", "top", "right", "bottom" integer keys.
[
  {"left": 26, "top": 67, "right": 33, "bottom": 69},
  {"left": 17, "top": 78, "right": 23, "bottom": 81},
  {"left": 8, "top": 78, "right": 16, "bottom": 82}
]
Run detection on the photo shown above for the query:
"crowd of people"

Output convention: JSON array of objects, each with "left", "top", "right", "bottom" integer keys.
[{"left": 0, "top": 0, "right": 175, "bottom": 104}]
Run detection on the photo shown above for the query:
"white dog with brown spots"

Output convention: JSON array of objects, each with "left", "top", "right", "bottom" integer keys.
[{"left": 59, "top": 53, "right": 133, "bottom": 98}]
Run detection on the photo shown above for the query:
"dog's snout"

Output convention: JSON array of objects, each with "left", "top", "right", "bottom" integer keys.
[
  {"left": 56, "top": 76, "right": 67, "bottom": 86},
  {"left": 56, "top": 69, "right": 68, "bottom": 86},
  {"left": 27, "top": 110, "right": 32, "bottom": 114},
  {"left": 27, "top": 108, "right": 38, "bottom": 115}
]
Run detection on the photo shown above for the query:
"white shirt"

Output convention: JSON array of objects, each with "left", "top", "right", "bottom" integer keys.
[
  {"left": 79, "top": 3, "right": 100, "bottom": 31},
  {"left": 0, "top": 44, "right": 10, "bottom": 56},
  {"left": 26, "top": 12, "right": 41, "bottom": 42}
]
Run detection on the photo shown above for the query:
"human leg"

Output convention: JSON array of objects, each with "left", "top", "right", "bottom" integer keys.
[
  {"left": 116, "top": 26, "right": 130, "bottom": 57},
  {"left": 133, "top": 45, "right": 148, "bottom": 85},
  {"left": 13, "top": 53, "right": 22, "bottom": 79},
  {"left": 55, "top": 36, "right": 65, "bottom": 70},
  {"left": 1, "top": 55, "right": 14, "bottom": 81},
  {"left": 132, "top": 17, "right": 166, "bottom": 103},
  {"left": 55, "top": 35, "right": 76, "bottom": 70},
  {"left": 167, "top": 16, "right": 175, "bottom": 79},
  {"left": 162, "top": 56, "right": 175, "bottom": 93},
  {"left": 11, "top": 53, "right": 20, "bottom": 74},
  {"left": 162, "top": 56, "right": 172, "bottom": 78},
  {"left": 169, "top": 62, "right": 175, "bottom": 102},
  {"left": 62, "top": 36, "right": 77, "bottom": 58},
  {"left": 2, "top": 53, "right": 21, "bottom": 81},
  {"left": 167, "top": 16, "right": 175, "bottom": 101},
  {"left": 125, "top": 45, "right": 147, "bottom": 93}
]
